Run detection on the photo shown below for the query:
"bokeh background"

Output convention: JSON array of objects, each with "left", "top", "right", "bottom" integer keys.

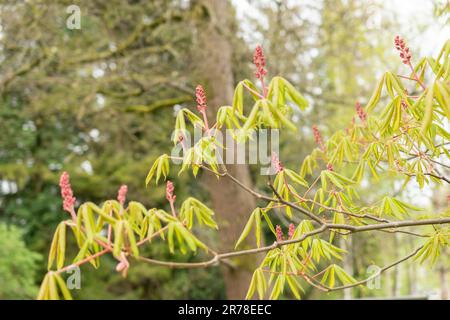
[{"left": 0, "top": 0, "right": 448, "bottom": 299}]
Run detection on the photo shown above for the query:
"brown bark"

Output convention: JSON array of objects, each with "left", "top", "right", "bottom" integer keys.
[{"left": 194, "top": 0, "right": 257, "bottom": 299}]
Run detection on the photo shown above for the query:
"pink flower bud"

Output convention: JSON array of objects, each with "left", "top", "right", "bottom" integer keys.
[
  {"left": 196, "top": 85, "right": 207, "bottom": 113},
  {"left": 59, "top": 171, "right": 76, "bottom": 213},
  {"left": 271, "top": 152, "right": 284, "bottom": 173},
  {"left": 276, "top": 225, "right": 283, "bottom": 242},
  {"left": 355, "top": 101, "right": 367, "bottom": 122},
  {"left": 166, "top": 180, "right": 176, "bottom": 203},
  {"left": 312, "top": 125, "right": 325, "bottom": 151},
  {"left": 394, "top": 36, "right": 412, "bottom": 65},
  {"left": 253, "top": 45, "right": 267, "bottom": 80},
  {"left": 115, "top": 253, "right": 130, "bottom": 278},
  {"left": 288, "top": 223, "right": 295, "bottom": 240},
  {"left": 327, "top": 163, "right": 334, "bottom": 171},
  {"left": 117, "top": 185, "right": 128, "bottom": 206}
]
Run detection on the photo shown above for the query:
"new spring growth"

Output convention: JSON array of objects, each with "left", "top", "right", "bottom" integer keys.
[
  {"left": 355, "top": 101, "right": 367, "bottom": 123},
  {"left": 117, "top": 185, "right": 128, "bottom": 206},
  {"left": 195, "top": 84, "right": 209, "bottom": 130},
  {"left": 288, "top": 223, "right": 295, "bottom": 240},
  {"left": 253, "top": 45, "right": 267, "bottom": 80},
  {"left": 271, "top": 152, "right": 284, "bottom": 173},
  {"left": 166, "top": 180, "right": 177, "bottom": 217},
  {"left": 115, "top": 252, "right": 130, "bottom": 278},
  {"left": 196, "top": 85, "right": 207, "bottom": 113},
  {"left": 59, "top": 171, "right": 76, "bottom": 221},
  {"left": 312, "top": 125, "right": 325, "bottom": 152},
  {"left": 394, "top": 36, "right": 412, "bottom": 65},
  {"left": 276, "top": 225, "right": 283, "bottom": 242}
]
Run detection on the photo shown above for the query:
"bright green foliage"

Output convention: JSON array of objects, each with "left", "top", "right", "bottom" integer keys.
[
  {"left": 39, "top": 194, "right": 216, "bottom": 299},
  {"left": 39, "top": 40, "right": 450, "bottom": 300},
  {"left": 0, "top": 224, "right": 42, "bottom": 299}
]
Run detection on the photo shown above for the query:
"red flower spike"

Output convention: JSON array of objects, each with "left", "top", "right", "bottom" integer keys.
[
  {"left": 271, "top": 152, "right": 284, "bottom": 173},
  {"left": 195, "top": 85, "right": 207, "bottom": 113},
  {"left": 59, "top": 171, "right": 76, "bottom": 213},
  {"left": 166, "top": 180, "right": 176, "bottom": 203},
  {"left": 394, "top": 36, "right": 412, "bottom": 65},
  {"left": 276, "top": 225, "right": 284, "bottom": 242},
  {"left": 355, "top": 101, "right": 367, "bottom": 122},
  {"left": 288, "top": 223, "right": 295, "bottom": 240},
  {"left": 312, "top": 125, "right": 325, "bottom": 152},
  {"left": 117, "top": 185, "right": 128, "bottom": 206},
  {"left": 253, "top": 45, "right": 267, "bottom": 80}
]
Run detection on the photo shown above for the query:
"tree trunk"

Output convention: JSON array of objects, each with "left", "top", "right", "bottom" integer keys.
[{"left": 194, "top": 0, "right": 257, "bottom": 299}]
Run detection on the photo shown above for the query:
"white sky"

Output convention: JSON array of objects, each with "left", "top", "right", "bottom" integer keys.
[{"left": 233, "top": 0, "right": 449, "bottom": 55}]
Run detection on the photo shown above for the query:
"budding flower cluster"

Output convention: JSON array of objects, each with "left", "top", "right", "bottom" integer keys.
[
  {"left": 166, "top": 180, "right": 176, "bottom": 203},
  {"left": 276, "top": 225, "right": 283, "bottom": 242},
  {"left": 312, "top": 125, "right": 325, "bottom": 151},
  {"left": 288, "top": 223, "right": 295, "bottom": 240},
  {"left": 59, "top": 171, "right": 76, "bottom": 213},
  {"left": 195, "top": 85, "right": 207, "bottom": 113},
  {"left": 271, "top": 152, "right": 284, "bottom": 173},
  {"left": 117, "top": 185, "right": 128, "bottom": 206},
  {"left": 355, "top": 101, "right": 367, "bottom": 122},
  {"left": 394, "top": 36, "right": 412, "bottom": 65},
  {"left": 115, "top": 253, "right": 130, "bottom": 278},
  {"left": 253, "top": 45, "right": 267, "bottom": 80},
  {"left": 326, "top": 163, "right": 334, "bottom": 171}
]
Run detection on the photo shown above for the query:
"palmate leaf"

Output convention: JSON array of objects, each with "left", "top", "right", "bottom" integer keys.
[
  {"left": 166, "top": 222, "right": 207, "bottom": 254},
  {"left": 245, "top": 268, "right": 267, "bottom": 300},
  {"left": 415, "top": 232, "right": 448, "bottom": 266},
  {"left": 145, "top": 154, "right": 170, "bottom": 186},
  {"left": 310, "top": 238, "right": 345, "bottom": 263},
  {"left": 284, "top": 169, "right": 309, "bottom": 188},
  {"left": 267, "top": 76, "right": 308, "bottom": 110},
  {"left": 37, "top": 272, "right": 73, "bottom": 300},
  {"left": 366, "top": 73, "right": 385, "bottom": 113},
  {"left": 286, "top": 275, "right": 304, "bottom": 300},
  {"left": 48, "top": 221, "right": 67, "bottom": 270},
  {"left": 378, "top": 196, "right": 422, "bottom": 219},
  {"left": 269, "top": 275, "right": 285, "bottom": 300},
  {"left": 235, "top": 207, "right": 263, "bottom": 248},
  {"left": 321, "top": 264, "right": 356, "bottom": 288},
  {"left": 179, "top": 197, "right": 218, "bottom": 230},
  {"left": 320, "top": 170, "right": 355, "bottom": 190}
]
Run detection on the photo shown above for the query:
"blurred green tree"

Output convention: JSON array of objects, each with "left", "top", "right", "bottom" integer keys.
[{"left": 0, "top": 223, "right": 42, "bottom": 299}]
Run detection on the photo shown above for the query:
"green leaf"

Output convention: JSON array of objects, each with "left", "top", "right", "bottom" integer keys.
[
  {"left": 124, "top": 221, "right": 139, "bottom": 257},
  {"left": 113, "top": 220, "right": 124, "bottom": 258},
  {"left": 54, "top": 274, "right": 73, "bottom": 300},
  {"left": 255, "top": 268, "right": 267, "bottom": 300},
  {"left": 145, "top": 154, "right": 170, "bottom": 186},
  {"left": 235, "top": 209, "right": 256, "bottom": 249},
  {"left": 286, "top": 276, "right": 302, "bottom": 300},
  {"left": 255, "top": 208, "right": 262, "bottom": 248},
  {"left": 245, "top": 269, "right": 258, "bottom": 300},
  {"left": 57, "top": 222, "right": 66, "bottom": 269},
  {"left": 366, "top": 73, "right": 385, "bottom": 113},
  {"left": 269, "top": 275, "right": 284, "bottom": 300},
  {"left": 232, "top": 81, "right": 244, "bottom": 115},
  {"left": 37, "top": 273, "right": 50, "bottom": 300},
  {"left": 421, "top": 86, "right": 435, "bottom": 132},
  {"left": 282, "top": 78, "right": 308, "bottom": 109},
  {"left": 285, "top": 169, "right": 309, "bottom": 187}
]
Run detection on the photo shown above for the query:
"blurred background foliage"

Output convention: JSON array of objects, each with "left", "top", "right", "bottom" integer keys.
[{"left": 0, "top": 0, "right": 448, "bottom": 299}]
